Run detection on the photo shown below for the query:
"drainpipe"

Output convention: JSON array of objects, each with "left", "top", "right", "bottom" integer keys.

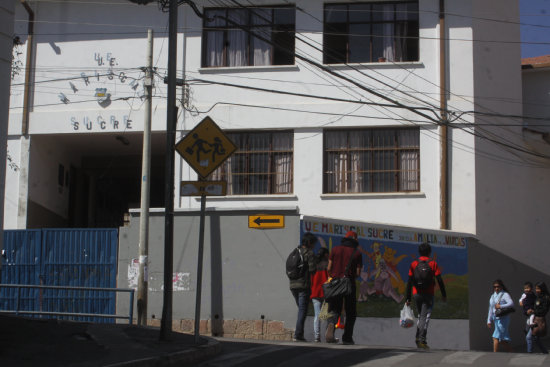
[
  {"left": 20, "top": 0, "right": 34, "bottom": 136},
  {"left": 439, "top": 0, "right": 449, "bottom": 230}
]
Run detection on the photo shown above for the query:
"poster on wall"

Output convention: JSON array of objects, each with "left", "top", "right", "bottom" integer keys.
[{"left": 301, "top": 216, "right": 469, "bottom": 319}]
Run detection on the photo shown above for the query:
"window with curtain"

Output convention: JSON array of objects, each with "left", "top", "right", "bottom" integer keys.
[
  {"left": 323, "top": 1, "right": 419, "bottom": 64},
  {"left": 210, "top": 131, "right": 293, "bottom": 195},
  {"left": 202, "top": 6, "right": 296, "bottom": 68},
  {"left": 323, "top": 128, "right": 420, "bottom": 193}
]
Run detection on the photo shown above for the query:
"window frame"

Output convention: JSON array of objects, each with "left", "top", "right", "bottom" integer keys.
[
  {"left": 201, "top": 6, "right": 296, "bottom": 68},
  {"left": 323, "top": 1, "right": 419, "bottom": 64},
  {"left": 323, "top": 127, "right": 420, "bottom": 194},
  {"left": 210, "top": 130, "right": 294, "bottom": 195}
]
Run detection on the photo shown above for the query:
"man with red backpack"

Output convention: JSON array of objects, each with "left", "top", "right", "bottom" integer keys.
[{"left": 405, "top": 242, "right": 447, "bottom": 349}]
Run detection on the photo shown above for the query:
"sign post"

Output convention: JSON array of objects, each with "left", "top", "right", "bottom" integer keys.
[{"left": 175, "top": 116, "right": 236, "bottom": 344}]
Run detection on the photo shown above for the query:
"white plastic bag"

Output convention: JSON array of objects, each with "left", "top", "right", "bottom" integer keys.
[{"left": 400, "top": 304, "right": 415, "bottom": 328}]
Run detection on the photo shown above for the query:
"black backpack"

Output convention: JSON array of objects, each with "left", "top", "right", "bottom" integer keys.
[
  {"left": 413, "top": 259, "right": 434, "bottom": 290},
  {"left": 286, "top": 247, "right": 304, "bottom": 280}
]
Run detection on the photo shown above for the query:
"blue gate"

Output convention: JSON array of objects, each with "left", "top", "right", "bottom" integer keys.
[{"left": 0, "top": 229, "right": 118, "bottom": 323}]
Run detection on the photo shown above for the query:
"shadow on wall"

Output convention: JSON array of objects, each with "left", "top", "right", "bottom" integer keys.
[{"left": 468, "top": 239, "right": 550, "bottom": 351}]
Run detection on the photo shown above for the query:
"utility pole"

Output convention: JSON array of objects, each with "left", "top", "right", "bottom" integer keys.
[
  {"left": 128, "top": 0, "right": 177, "bottom": 341},
  {"left": 137, "top": 29, "right": 154, "bottom": 326},
  {"left": 160, "top": 0, "right": 178, "bottom": 341}
]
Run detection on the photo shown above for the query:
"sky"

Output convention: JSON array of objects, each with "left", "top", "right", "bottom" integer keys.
[{"left": 520, "top": 0, "right": 550, "bottom": 58}]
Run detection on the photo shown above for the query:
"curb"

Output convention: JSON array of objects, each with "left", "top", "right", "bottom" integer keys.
[{"left": 103, "top": 337, "right": 222, "bottom": 367}]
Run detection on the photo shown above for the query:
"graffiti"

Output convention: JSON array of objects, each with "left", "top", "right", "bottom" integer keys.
[
  {"left": 173, "top": 272, "right": 191, "bottom": 291},
  {"left": 11, "top": 37, "right": 23, "bottom": 81},
  {"left": 6, "top": 150, "right": 19, "bottom": 172}
]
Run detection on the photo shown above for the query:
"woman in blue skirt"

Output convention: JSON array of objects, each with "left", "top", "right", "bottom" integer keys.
[{"left": 487, "top": 279, "right": 515, "bottom": 352}]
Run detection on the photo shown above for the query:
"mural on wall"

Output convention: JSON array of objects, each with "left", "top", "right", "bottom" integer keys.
[{"left": 301, "top": 217, "right": 469, "bottom": 319}]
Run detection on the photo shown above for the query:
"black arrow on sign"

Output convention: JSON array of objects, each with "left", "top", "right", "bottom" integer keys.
[{"left": 254, "top": 217, "right": 280, "bottom": 226}]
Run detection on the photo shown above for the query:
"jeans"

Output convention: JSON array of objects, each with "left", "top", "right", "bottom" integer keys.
[
  {"left": 312, "top": 298, "right": 322, "bottom": 339},
  {"left": 414, "top": 293, "right": 434, "bottom": 343},
  {"left": 528, "top": 328, "right": 549, "bottom": 354},
  {"left": 291, "top": 289, "right": 310, "bottom": 339},
  {"left": 525, "top": 328, "right": 533, "bottom": 353}
]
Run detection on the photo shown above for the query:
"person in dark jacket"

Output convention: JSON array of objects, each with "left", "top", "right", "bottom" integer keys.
[
  {"left": 325, "top": 231, "right": 362, "bottom": 345},
  {"left": 527, "top": 282, "right": 549, "bottom": 354},
  {"left": 519, "top": 281, "right": 536, "bottom": 353},
  {"left": 289, "top": 232, "right": 317, "bottom": 342}
]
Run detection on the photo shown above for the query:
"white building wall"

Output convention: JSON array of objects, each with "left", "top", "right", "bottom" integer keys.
[
  {"left": 180, "top": 0, "right": 453, "bottom": 231},
  {"left": 5, "top": 138, "right": 20, "bottom": 229},
  {"left": 470, "top": 0, "right": 550, "bottom": 276},
  {"left": 1, "top": 1, "right": 15, "bottom": 237},
  {"left": 8, "top": 0, "right": 548, "bottom": 260}
]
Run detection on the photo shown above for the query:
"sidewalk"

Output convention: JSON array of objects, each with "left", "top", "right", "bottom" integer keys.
[{"left": 0, "top": 315, "right": 221, "bottom": 367}]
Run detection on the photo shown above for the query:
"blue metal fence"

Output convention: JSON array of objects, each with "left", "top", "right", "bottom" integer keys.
[{"left": 0, "top": 229, "right": 119, "bottom": 323}]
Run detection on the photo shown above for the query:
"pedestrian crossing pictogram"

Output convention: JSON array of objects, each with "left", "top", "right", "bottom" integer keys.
[{"left": 175, "top": 116, "right": 237, "bottom": 178}]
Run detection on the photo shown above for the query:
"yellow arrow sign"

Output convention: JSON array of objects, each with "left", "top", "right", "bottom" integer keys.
[
  {"left": 175, "top": 116, "right": 237, "bottom": 178},
  {"left": 180, "top": 181, "right": 227, "bottom": 196},
  {"left": 248, "top": 215, "right": 285, "bottom": 229}
]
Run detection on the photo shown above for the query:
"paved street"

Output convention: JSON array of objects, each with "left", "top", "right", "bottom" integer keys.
[{"left": 198, "top": 338, "right": 550, "bottom": 367}]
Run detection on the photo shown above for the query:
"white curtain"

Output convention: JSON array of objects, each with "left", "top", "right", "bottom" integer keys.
[
  {"left": 382, "top": 4, "right": 395, "bottom": 61},
  {"left": 252, "top": 9, "right": 272, "bottom": 66},
  {"left": 349, "top": 133, "right": 365, "bottom": 193},
  {"left": 228, "top": 10, "right": 248, "bottom": 67},
  {"left": 273, "top": 132, "right": 293, "bottom": 193},
  {"left": 211, "top": 132, "right": 293, "bottom": 195},
  {"left": 398, "top": 129, "right": 419, "bottom": 191},
  {"left": 206, "top": 11, "right": 225, "bottom": 67},
  {"left": 394, "top": 3, "right": 408, "bottom": 61},
  {"left": 326, "top": 131, "right": 349, "bottom": 193}
]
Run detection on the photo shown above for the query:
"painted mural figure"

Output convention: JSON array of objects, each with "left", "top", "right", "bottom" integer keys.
[{"left": 359, "top": 242, "right": 404, "bottom": 303}]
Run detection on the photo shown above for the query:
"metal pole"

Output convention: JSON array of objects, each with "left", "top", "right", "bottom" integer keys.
[
  {"left": 194, "top": 192, "right": 207, "bottom": 344},
  {"left": 138, "top": 29, "right": 154, "bottom": 327},
  {"left": 439, "top": 0, "right": 449, "bottom": 230},
  {"left": 160, "top": 0, "right": 178, "bottom": 341}
]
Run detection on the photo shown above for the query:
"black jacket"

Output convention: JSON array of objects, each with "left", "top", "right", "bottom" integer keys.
[{"left": 289, "top": 246, "right": 316, "bottom": 291}]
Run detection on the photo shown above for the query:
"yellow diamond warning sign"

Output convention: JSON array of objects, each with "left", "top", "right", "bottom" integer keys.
[{"left": 175, "top": 116, "right": 237, "bottom": 178}]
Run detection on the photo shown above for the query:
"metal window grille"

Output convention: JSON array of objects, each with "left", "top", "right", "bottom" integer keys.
[
  {"left": 211, "top": 131, "right": 293, "bottom": 195},
  {"left": 323, "top": 127, "right": 420, "bottom": 193}
]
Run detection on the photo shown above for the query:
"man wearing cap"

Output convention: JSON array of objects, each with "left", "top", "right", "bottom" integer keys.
[{"left": 325, "top": 230, "right": 363, "bottom": 345}]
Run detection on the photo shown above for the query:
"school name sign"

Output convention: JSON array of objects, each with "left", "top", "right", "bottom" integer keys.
[{"left": 302, "top": 218, "right": 467, "bottom": 248}]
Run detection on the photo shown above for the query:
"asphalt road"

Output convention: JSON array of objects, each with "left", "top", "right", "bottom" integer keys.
[{"left": 197, "top": 338, "right": 550, "bottom": 367}]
